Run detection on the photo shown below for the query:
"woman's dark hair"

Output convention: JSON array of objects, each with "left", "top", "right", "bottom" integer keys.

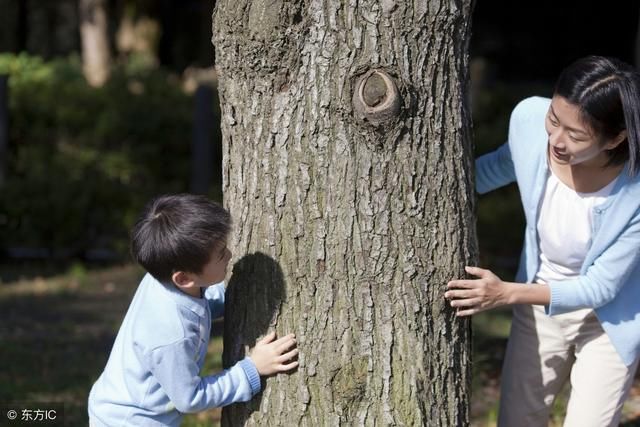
[
  {"left": 130, "top": 194, "right": 231, "bottom": 283},
  {"left": 554, "top": 55, "right": 640, "bottom": 175}
]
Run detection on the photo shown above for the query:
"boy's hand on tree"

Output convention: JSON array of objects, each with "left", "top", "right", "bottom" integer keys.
[{"left": 249, "top": 331, "right": 299, "bottom": 376}]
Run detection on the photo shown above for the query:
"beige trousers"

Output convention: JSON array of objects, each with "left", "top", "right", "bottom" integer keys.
[{"left": 498, "top": 304, "right": 639, "bottom": 427}]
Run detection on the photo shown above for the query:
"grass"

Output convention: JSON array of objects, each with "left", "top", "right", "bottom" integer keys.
[
  {"left": 0, "top": 264, "right": 137, "bottom": 426},
  {"left": 1, "top": 263, "right": 639, "bottom": 426},
  {"left": 0, "top": 263, "right": 222, "bottom": 427}
]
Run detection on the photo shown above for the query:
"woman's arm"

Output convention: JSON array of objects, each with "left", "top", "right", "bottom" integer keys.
[
  {"left": 546, "top": 211, "right": 640, "bottom": 315},
  {"left": 476, "top": 143, "right": 517, "bottom": 194},
  {"left": 445, "top": 266, "right": 550, "bottom": 316},
  {"left": 448, "top": 209, "right": 640, "bottom": 316}
]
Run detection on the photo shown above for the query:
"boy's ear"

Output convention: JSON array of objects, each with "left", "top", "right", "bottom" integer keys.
[
  {"left": 171, "top": 271, "right": 197, "bottom": 289},
  {"left": 606, "top": 130, "right": 627, "bottom": 150}
]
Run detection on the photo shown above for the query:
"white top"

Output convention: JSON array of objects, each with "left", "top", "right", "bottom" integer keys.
[{"left": 535, "top": 170, "right": 618, "bottom": 285}]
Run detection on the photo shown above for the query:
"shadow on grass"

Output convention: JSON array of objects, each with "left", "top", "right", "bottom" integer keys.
[{"left": 0, "top": 265, "right": 140, "bottom": 427}]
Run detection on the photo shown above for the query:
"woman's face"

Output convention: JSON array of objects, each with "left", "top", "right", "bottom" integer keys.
[{"left": 545, "top": 96, "right": 621, "bottom": 167}]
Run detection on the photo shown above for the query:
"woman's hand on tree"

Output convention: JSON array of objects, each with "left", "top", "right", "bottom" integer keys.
[{"left": 445, "top": 266, "right": 512, "bottom": 316}]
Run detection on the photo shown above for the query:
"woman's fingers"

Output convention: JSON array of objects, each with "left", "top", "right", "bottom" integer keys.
[
  {"left": 446, "top": 279, "right": 479, "bottom": 290},
  {"left": 450, "top": 297, "right": 483, "bottom": 308},
  {"left": 455, "top": 307, "right": 480, "bottom": 317},
  {"left": 444, "top": 288, "right": 475, "bottom": 299},
  {"left": 465, "top": 265, "right": 489, "bottom": 276},
  {"left": 445, "top": 267, "right": 505, "bottom": 316}
]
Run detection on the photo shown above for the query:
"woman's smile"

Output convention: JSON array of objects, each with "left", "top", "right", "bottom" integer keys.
[{"left": 550, "top": 145, "right": 567, "bottom": 161}]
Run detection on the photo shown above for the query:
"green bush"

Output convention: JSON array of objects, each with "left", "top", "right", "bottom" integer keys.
[
  {"left": 0, "top": 53, "right": 209, "bottom": 258},
  {"left": 0, "top": 52, "right": 547, "bottom": 269}
]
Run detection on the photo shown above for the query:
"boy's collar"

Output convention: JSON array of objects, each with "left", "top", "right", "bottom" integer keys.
[{"left": 147, "top": 273, "right": 208, "bottom": 317}]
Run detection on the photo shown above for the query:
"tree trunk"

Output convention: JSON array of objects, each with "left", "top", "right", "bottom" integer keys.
[
  {"left": 79, "top": 0, "right": 111, "bottom": 87},
  {"left": 213, "top": 1, "right": 476, "bottom": 425},
  {"left": 635, "top": 6, "right": 640, "bottom": 69}
]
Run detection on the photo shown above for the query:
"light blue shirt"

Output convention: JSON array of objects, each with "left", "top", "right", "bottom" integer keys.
[
  {"left": 88, "top": 274, "right": 261, "bottom": 426},
  {"left": 476, "top": 96, "right": 640, "bottom": 366}
]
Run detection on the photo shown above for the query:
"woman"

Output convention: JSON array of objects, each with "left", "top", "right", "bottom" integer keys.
[{"left": 446, "top": 56, "right": 640, "bottom": 426}]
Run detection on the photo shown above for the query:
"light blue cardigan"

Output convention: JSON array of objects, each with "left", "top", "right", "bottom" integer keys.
[
  {"left": 476, "top": 96, "right": 640, "bottom": 366},
  {"left": 88, "top": 274, "right": 261, "bottom": 426}
]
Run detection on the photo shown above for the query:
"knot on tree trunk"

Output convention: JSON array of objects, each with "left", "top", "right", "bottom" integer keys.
[{"left": 352, "top": 69, "right": 401, "bottom": 126}]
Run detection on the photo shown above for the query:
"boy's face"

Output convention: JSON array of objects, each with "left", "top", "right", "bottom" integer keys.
[
  {"left": 172, "top": 241, "right": 233, "bottom": 298},
  {"left": 196, "top": 242, "right": 233, "bottom": 286}
]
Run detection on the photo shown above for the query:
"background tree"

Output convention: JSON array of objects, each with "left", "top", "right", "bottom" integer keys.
[
  {"left": 213, "top": 1, "right": 477, "bottom": 425},
  {"left": 79, "top": 0, "right": 111, "bottom": 86}
]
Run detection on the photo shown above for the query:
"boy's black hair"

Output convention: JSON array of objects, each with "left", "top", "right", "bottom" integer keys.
[
  {"left": 554, "top": 55, "right": 640, "bottom": 175},
  {"left": 130, "top": 194, "right": 231, "bottom": 283}
]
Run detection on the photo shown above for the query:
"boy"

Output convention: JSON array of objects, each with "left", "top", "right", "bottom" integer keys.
[{"left": 89, "top": 194, "right": 298, "bottom": 426}]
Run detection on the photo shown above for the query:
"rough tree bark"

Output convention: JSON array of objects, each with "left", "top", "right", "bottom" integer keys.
[
  {"left": 213, "top": 1, "right": 476, "bottom": 425},
  {"left": 79, "top": 0, "right": 111, "bottom": 87}
]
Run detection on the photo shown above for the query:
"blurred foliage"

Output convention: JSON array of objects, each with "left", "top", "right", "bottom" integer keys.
[
  {"left": 0, "top": 53, "right": 206, "bottom": 258},
  {"left": 472, "top": 81, "right": 553, "bottom": 278},
  {"left": 0, "top": 51, "right": 551, "bottom": 270}
]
